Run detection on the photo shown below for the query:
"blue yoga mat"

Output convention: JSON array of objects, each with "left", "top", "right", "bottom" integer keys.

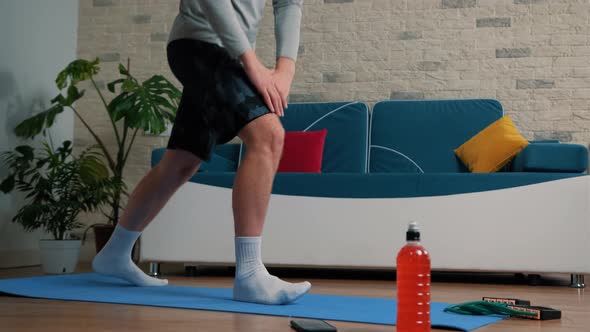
[{"left": 0, "top": 273, "right": 503, "bottom": 331}]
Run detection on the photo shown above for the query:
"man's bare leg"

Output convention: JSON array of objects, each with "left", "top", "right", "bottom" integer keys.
[
  {"left": 232, "top": 114, "right": 311, "bottom": 304},
  {"left": 232, "top": 115, "right": 283, "bottom": 237},
  {"left": 92, "top": 149, "right": 201, "bottom": 286}
]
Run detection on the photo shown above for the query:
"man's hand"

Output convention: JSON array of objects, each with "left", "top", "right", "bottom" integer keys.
[
  {"left": 272, "top": 57, "right": 296, "bottom": 112},
  {"left": 241, "top": 50, "right": 284, "bottom": 116}
]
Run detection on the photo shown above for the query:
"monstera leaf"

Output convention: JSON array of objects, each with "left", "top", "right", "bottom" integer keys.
[
  {"left": 108, "top": 71, "right": 180, "bottom": 135},
  {"left": 15, "top": 78, "right": 86, "bottom": 139},
  {"left": 14, "top": 104, "right": 65, "bottom": 139},
  {"left": 55, "top": 58, "right": 100, "bottom": 89}
]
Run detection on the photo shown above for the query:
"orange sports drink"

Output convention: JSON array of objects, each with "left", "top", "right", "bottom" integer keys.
[{"left": 396, "top": 222, "right": 431, "bottom": 332}]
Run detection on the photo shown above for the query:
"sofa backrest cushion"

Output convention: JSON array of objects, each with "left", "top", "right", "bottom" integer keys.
[
  {"left": 283, "top": 101, "right": 369, "bottom": 173},
  {"left": 240, "top": 101, "right": 369, "bottom": 173},
  {"left": 370, "top": 99, "right": 504, "bottom": 173}
]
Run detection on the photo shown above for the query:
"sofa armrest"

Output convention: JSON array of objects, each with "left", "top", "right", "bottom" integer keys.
[{"left": 511, "top": 143, "right": 588, "bottom": 173}]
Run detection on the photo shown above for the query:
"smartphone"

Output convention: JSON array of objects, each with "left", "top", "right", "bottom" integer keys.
[{"left": 290, "top": 319, "right": 337, "bottom": 332}]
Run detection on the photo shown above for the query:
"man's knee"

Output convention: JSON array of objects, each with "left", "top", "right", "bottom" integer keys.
[
  {"left": 241, "top": 116, "right": 285, "bottom": 161},
  {"left": 249, "top": 125, "right": 284, "bottom": 160},
  {"left": 268, "top": 125, "right": 285, "bottom": 158}
]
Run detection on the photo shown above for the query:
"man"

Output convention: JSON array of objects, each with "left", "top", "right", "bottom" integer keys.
[{"left": 92, "top": 0, "right": 311, "bottom": 305}]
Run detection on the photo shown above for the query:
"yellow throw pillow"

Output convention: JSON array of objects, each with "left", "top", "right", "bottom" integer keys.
[{"left": 454, "top": 116, "right": 529, "bottom": 173}]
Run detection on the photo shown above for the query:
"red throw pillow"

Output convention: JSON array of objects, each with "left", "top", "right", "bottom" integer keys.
[{"left": 277, "top": 129, "right": 328, "bottom": 173}]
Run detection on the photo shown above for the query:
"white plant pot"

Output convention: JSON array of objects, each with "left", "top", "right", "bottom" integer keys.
[{"left": 39, "top": 239, "right": 82, "bottom": 274}]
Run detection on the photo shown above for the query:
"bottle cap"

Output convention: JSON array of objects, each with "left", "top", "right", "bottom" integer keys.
[{"left": 406, "top": 221, "right": 421, "bottom": 241}]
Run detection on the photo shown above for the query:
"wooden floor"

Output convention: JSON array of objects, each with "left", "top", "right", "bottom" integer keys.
[{"left": 0, "top": 264, "right": 587, "bottom": 332}]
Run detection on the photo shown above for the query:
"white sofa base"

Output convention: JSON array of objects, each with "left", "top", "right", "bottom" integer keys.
[{"left": 141, "top": 176, "right": 590, "bottom": 286}]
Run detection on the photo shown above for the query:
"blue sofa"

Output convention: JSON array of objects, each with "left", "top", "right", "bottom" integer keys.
[
  {"left": 143, "top": 99, "right": 590, "bottom": 286},
  {"left": 152, "top": 99, "right": 587, "bottom": 197}
]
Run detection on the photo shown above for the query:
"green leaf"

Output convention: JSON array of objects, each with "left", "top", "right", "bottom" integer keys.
[
  {"left": 17, "top": 205, "right": 44, "bottom": 231},
  {"left": 110, "top": 74, "right": 180, "bottom": 135},
  {"left": 64, "top": 85, "right": 84, "bottom": 106},
  {"left": 121, "top": 79, "right": 136, "bottom": 92},
  {"left": 0, "top": 175, "right": 15, "bottom": 193},
  {"left": 56, "top": 69, "right": 69, "bottom": 90},
  {"left": 63, "top": 140, "right": 72, "bottom": 149},
  {"left": 54, "top": 142, "right": 73, "bottom": 163},
  {"left": 152, "top": 95, "right": 175, "bottom": 111},
  {"left": 14, "top": 145, "right": 34, "bottom": 160},
  {"left": 79, "top": 155, "right": 109, "bottom": 184},
  {"left": 36, "top": 159, "right": 47, "bottom": 169},
  {"left": 108, "top": 92, "right": 135, "bottom": 122},
  {"left": 45, "top": 107, "right": 58, "bottom": 127},
  {"left": 55, "top": 58, "right": 100, "bottom": 89},
  {"left": 118, "top": 63, "right": 129, "bottom": 76},
  {"left": 14, "top": 104, "right": 65, "bottom": 139},
  {"left": 51, "top": 93, "right": 67, "bottom": 105},
  {"left": 107, "top": 78, "right": 125, "bottom": 93}
]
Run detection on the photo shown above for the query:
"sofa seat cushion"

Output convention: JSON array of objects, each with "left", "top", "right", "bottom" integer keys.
[
  {"left": 151, "top": 145, "right": 241, "bottom": 172},
  {"left": 188, "top": 172, "right": 585, "bottom": 198}
]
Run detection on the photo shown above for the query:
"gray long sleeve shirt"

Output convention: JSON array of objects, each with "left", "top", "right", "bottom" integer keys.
[{"left": 168, "top": 0, "right": 303, "bottom": 61}]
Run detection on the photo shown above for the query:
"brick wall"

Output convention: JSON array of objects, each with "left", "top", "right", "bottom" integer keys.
[{"left": 76, "top": 0, "right": 590, "bottom": 220}]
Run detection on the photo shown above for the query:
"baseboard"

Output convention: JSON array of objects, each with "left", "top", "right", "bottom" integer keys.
[{"left": 0, "top": 249, "right": 40, "bottom": 268}]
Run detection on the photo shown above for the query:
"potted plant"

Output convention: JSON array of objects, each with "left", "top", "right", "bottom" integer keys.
[
  {"left": 12, "top": 58, "right": 181, "bottom": 251},
  {"left": 0, "top": 140, "right": 118, "bottom": 274}
]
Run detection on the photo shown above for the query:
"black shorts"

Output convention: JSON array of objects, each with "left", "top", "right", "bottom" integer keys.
[{"left": 166, "top": 39, "right": 271, "bottom": 160}]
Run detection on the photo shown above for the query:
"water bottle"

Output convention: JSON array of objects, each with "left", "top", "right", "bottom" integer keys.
[{"left": 396, "top": 222, "right": 431, "bottom": 332}]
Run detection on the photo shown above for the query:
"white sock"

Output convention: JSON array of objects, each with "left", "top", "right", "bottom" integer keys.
[
  {"left": 92, "top": 224, "right": 168, "bottom": 287},
  {"left": 233, "top": 237, "right": 311, "bottom": 304}
]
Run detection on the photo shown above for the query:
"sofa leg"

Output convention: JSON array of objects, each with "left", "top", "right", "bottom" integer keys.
[
  {"left": 570, "top": 274, "right": 585, "bottom": 288},
  {"left": 185, "top": 265, "right": 198, "bottom": 277},
  {"left": 148, "top": 262, "right": 161, "bottom": 277},
  {"left": 527, "top": 274, "right": 542, "bottom": 286}
]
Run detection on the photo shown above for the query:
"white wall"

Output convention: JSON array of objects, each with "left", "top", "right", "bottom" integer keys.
[{"left": 0, "top": 0, "right": 78, "bottom": 268}]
